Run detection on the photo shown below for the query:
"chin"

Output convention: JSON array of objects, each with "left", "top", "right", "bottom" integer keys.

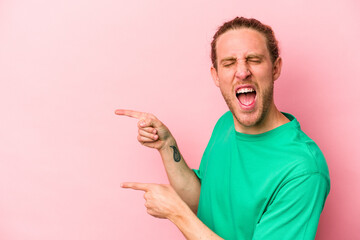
[
  {"left": 237, "top": 114, "right": 259, "bottom": 127},
  {"left": 233, "top": 108, "right": 263, "bottom": 129},
  {"left": 223, "top": 94, "right": 263, "bottom": 129}
]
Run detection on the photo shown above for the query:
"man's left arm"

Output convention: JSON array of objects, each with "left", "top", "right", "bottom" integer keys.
[
  {"left": 252, "top": 173, "right": 330, "bottom": 240},
  {"left": 122, "top": 182, "right": 224, "bottom": 240}
]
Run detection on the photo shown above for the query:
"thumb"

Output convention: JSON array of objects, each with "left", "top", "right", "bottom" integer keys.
[{"left": 139, "top": 117, "right": 162, "bottom": 128}]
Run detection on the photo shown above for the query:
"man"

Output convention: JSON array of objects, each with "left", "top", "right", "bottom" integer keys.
[{"left": 115, "top": 17, "right": 330, "bottom": 239}]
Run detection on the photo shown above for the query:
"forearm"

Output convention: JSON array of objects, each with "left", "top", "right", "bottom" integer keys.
[
  {"left": 159, "top": 137, "right": 201, "bottom": 213},
  {"left": 169, "top": 203, "right": 223, "bottom": 240}
]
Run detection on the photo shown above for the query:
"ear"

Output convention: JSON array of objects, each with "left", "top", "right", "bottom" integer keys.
[
  {"left": 272, "top": 57, "right": 282, "bottom": 81},
  {"left": 211, "top": 66, "right": 220, "bottom": 87}
]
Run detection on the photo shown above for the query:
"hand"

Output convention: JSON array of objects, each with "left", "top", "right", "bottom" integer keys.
[
  {"left": 121, "top": 182, "right": 188, "bottom": 220},
  {"left": 122, "top": 182, "right": 224, "bottom": 240},
  {"left": 115, "top": 109, "right": 173, "bottom": 150}
]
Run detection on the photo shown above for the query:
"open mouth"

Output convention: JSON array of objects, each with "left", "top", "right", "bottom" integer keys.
[{"left": 236, "top": 87, "right": 256, "bottom": 106}]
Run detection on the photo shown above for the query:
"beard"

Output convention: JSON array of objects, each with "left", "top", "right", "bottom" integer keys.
[{"left": 221, "top": 82, "right": 274, "bottom": 129}]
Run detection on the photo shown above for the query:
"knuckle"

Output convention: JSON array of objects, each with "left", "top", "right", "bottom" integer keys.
[
  {"left": 144, "top": 192, "right": 149, "bottom": 199},
  {"left": 148, "top": 113, "right": 157, "bottom": 120}
]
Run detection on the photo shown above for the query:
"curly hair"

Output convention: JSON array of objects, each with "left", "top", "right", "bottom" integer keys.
[{"left": 211, "top": 17, "right": 279, "bottom": 70}]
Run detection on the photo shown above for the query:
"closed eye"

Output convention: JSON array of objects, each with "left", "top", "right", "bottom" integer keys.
[
  {"left": 247, "top": 58, "right": 261, "bottom": 64},
  {"left": 222, "top": 60, "right": 236, "bottom": 67},
  {"left": 223, "top": 62, "right": 235, "bottom": 67},
  {"left": 246, "top": 55, "right": 263, "bottom": 64}
]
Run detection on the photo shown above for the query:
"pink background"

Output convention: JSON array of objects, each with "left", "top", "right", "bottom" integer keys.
[{"left": 1, "top": 0, "right": 359, "bottom": 239}]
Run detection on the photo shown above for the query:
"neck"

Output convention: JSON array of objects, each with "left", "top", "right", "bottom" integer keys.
[{"left": 234, "top": 104, "right": 290, "bottom": 135}]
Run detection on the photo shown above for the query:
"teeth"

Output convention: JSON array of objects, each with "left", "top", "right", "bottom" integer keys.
[{"left": 236, "top": 88, "right": 255, "bottom": 94}]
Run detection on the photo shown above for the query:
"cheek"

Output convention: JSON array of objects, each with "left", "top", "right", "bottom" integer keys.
[
  {"left": 254, "top": 68, "right": 274, "bottom": 84},
  {"left": 218, "top": 78, "right": 233, "bottom": 91},
  {"left": 218, "top": 70, "right": 234, "bottom": 84}
]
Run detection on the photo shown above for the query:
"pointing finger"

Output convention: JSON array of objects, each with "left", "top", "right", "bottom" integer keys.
[
  {"left": 121, "top": 182, "right": 150, "bottom": 191},
  {"left": 114, "top": 109, "right": 145, "bottom": 119}
]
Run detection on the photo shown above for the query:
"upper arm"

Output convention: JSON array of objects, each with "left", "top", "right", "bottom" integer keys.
[{"left": 253, "top": 173, "right": 330, "bottom": 240}]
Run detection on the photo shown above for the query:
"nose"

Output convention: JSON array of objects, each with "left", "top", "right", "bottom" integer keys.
[{"left": 235, "top": 61, "right": 251, "bottom": 80}]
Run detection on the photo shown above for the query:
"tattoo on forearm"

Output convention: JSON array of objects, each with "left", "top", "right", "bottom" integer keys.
[{"left": 170, "top": 145, "right": 181, "bottom": 162}]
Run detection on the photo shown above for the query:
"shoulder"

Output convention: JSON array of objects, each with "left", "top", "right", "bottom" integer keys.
[
  {"left": 203, "top": 111, "right": 234, "bottom": 150},
  {"left": 282, "top": 116, "right": 330, "bottom": 185},
  {"left": 209, "top": 111, "right": 234, "bottom": 139},
  {"left": 215, "top": 111, "right": 233, "bottom": 126},
  {"left": 301, "top": 133, "right": 330, "bottom": 183},
  {"left": 213, "top": 111, "right": 233, "bottom": 131}
]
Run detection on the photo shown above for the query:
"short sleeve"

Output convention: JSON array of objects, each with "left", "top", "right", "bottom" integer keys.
[
  {"left": 193, "top": 168, "right": 202, "bottom": 181},
  {"left": 192, "top": 147, "right": 209, "bottom": 183},
  {"left": 252, "top": 173, "right": 330, "bottom": 240}
]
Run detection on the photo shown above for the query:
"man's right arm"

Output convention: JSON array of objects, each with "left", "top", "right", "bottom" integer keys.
[
  {"left": 158, "top": 137, "right": 201, "bottom": 213},
  {"left": 115, "top": 109, "right": 201, "bottom": 213}
]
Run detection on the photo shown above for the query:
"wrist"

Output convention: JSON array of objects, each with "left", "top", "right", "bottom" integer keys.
[
  {"left": 159, "top": 136, "right": 176, "bottom": 152},
  {"left": 167, "top": 200, "right": 194, "bottom": 225}
]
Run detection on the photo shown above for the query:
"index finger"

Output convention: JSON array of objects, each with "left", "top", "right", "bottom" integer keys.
[
  {"left": 121, "top": 182, "right": 150, "bottom": 191},
  {"left": 114, "top": 109, "right": 145, "bottom": 119}
]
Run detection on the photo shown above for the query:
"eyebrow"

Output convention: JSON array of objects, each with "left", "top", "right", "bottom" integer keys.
[
  {"left": 246, "top": 54, "right": 265, "bottom": 59},
  {"left": 219, "top": 54, "right": 265, "bottom": 64},
  {"left": 219, "top": 57, "right": 237, "bottom": 64}
]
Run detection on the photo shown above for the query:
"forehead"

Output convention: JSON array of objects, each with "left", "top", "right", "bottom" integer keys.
[{"left": 216, "top": 28, "right": 269, "bottom": 59}]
